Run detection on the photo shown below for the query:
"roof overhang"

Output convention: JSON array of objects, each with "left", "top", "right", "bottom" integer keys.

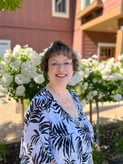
[
  {"left": 76, "top": 0, "right": 103, "bottom": 20},
  {"left": 76, "top": 2, "right": 123, "bottom": 33}
]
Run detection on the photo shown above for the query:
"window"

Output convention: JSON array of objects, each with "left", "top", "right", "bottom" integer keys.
[
  {"left": 97, "top": 43, "right": 115, "bottom": 61},
  {"left": 0, "top": 40, "right": 11, "bottom": 57},
  {"left": 52, "top": 0, "right": 69, "bottom": 18},
  {"left": 81, "top": 0, "right": 94, "bottom": 10}
]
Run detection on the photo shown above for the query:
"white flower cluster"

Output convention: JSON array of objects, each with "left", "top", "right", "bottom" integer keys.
[
  {"left": 0, "top": 45, "right": 45, "bottom": 100},
  {"left": 69, "top": 55, "right": 123, "bottom": 102},
  {"left": 0, "top": 45, "right": 123, "bottom": 103}
]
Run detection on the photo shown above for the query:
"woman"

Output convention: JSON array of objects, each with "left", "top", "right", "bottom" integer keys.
[{"left": 19, "top": 41, "right": 94, "bottom": 164}]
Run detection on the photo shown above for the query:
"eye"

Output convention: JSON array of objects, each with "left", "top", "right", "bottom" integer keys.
[
  {"left": 51, "top": 63, "right": 58, "bottom": 66},
  {"left": 64, "top": 62, "right": 72, "bottom": 66}
]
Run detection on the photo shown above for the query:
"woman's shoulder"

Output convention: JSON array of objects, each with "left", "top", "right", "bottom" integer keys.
[
  {"left": 34, "top": 87, "right": 51, "bottom": 98},
  {"left": 69, "top": 90, "right": 79, "bottom": 99},
  {"left": 31, "top": 87, "right": 53, "bottom": 105}
]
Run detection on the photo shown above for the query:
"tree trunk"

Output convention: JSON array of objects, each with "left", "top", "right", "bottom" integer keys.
[
  {"left": 20, "top": 98, "right": 25, "bottom": 124},
  {"left": 89, "top": 100, "right": 93, "bottom": 123},
  {"left": 95, "top": 100, "right": 100, "bottom": 146}
]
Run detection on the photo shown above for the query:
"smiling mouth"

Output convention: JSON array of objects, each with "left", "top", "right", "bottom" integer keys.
[{"left": 56, "top": 74, "right": 67, "bottom": 78}]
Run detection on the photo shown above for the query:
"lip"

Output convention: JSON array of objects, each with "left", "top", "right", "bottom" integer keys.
[{"left": 56, "top": 74, "right": 67, "bottom": 78}]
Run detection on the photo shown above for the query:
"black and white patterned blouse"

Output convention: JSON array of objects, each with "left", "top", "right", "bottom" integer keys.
[{"left": 19, "top": 87, "right": 94, "bottom": 164}]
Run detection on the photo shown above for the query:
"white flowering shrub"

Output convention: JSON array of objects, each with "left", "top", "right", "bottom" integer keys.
[
  {"left": 0, "top": 45, "right": 47, "bottom": 101},
  {"left": 0, "top": 44, "right": 123, "bottom": 104},
  {"left": 70, "top": 57, "right": 123, "bottom": 102}
]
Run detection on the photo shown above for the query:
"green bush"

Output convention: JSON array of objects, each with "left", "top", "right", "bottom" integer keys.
[
  {"left": 93, "top": 143, "right": 106, "bottom": 164},
  {"left": 93, "top": 121, "right": 123, "bottom": 163},
  {"left": 0, "top": 140, "right": 7, "bottom": 163}
]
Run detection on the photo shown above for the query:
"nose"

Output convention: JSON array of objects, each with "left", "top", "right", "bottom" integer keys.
[{"left": 57, "top": 64, "right": 65, "bottom": 70}]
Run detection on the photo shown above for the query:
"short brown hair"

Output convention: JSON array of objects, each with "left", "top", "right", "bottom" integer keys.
[{"left": 40, "top": 40, "right": 79, "bottom": 75}]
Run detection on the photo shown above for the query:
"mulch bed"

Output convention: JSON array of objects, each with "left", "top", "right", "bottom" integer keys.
[{"left": 0, "top": 142, "right": 20, "bottom": 164}]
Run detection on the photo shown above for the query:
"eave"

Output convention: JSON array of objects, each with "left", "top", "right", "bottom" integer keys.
[
  {"left": 80, "top": 6, "right": 123, "bottom": 33},
  {"left": 76, "top": 0, "right": 103, "bottom": 20}
]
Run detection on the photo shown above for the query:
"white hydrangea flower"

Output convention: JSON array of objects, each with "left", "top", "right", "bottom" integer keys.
[
  {"left": 87, "top": 58, "right": 93, "bottom": 62},
  {"left": 92, "top": 90, "right": 98, "bottom": 96},
  {"left": 118, "top": 54, "right": 123, "bottom": 62},
  {"left": 80, "top": 58, "right": 87, "bottom": 64},
  {"left": 91, "top": 54, "right": 98, "bottom": 60},
  {"left": 78, "top": 70, "right": 85, "bottom": 79},
  {"left": 0, "top": 63, "right": 6, "bottom": 74},
  {"left": 0, "top": 85, "right": 8, "bottom": 94},
  {"left": 120, "top": 68, "right": 123, "bottom": 74},
  {"left": 12, "top": 45, "right": 22, "bottom": 58},
  {"left": 96, "top": 62, "right": 106, "bottom": 71},
  {"left": 15, "top": 74, "right": 31, "bottom": 84},
  {"left": 1, "top": 73, "right": 13, "bottom": 86},
  {"left": 102, "top": 74, "right": 109, "bottom": 80},
  {"left": 29, "top": 51, "right": 41, "bottom": 66},
  {"left": 15, "top": 85, "right": 25, "bottom": 96},
  {"left": 75, "top": 85, "right": 82, "bottom": 95},
  {"left": 21, "top": 61, "right": 32, "bottom": 70},
  {"left": 83, "top": 82, "right": 88, "bottom": 90},
  {"left": 114, "top": 94, "right": 122, "bottom": 101},
  {"left": 34, "top": 74, "right": 45, "bottom": 84},
  {"left": 69, "top": 72, "right": 82, "bottom": 86},
  {"left": 21, "top": 61, "right": 37, "bottom": 78},
  {"left": 11, "top": 60, "right": 21, "bottom": 70},
  {"left": 92, "top": 78, "right": 97, "bottom": 83},
  {"left": 107, "top": 57, "right": 115, "bottom": 64},
  {"left": 0, "top": 45, "right": 47, "bottom": 100},
  {"left": 114, "top": 62, "right": 121, "bottom": 68},
  {"left": 24, "top": 47, "right": 33, "bottom": 55},
  {"left": 84, "top": 68, "right": 91, "bottom": 78},
  {"left": 108, "top": 73, "right": 123, "bottom": 81},
  {"left": 102, "top": 66, "right": 112, "bottom": 74},
  {"left": 4, "top": 49, "right": 12, "bottom": 60},
  {"left": 87, "top": 92, "right": 93, "bottom": 100}
]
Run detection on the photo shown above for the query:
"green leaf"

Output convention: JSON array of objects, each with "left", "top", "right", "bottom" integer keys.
[{"left": 0, "top": 0, "right": 23, "bottom": 11}]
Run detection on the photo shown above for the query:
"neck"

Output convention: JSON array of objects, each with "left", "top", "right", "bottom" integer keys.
[{"left": 47, "top": 83, "right": 67, "bottom": 95}]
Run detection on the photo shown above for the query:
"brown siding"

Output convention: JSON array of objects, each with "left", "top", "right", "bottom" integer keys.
[
  {"left": 0, "top": 0, "right": 76, "bottom": 52},
  {"left": 82, "top": 31, "right": 116, "bottom": 58},
  {"left": 103, "top": 0, "right": 122, "bottom": 12}
]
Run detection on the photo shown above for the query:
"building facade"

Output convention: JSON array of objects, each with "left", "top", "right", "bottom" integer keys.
[
  {"left": 0, "top": 0, "right": 75, "bottom": 56},
  {"left": 76, "top": 0, "right": 123, "bottom": 61},
  {"left": 0, "top": 0, "right": 123, "bottom": 61}
]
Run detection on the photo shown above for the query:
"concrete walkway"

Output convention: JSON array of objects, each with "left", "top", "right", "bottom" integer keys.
[{"left": 0, "top": 94, "right": 123, "bottom": 143}]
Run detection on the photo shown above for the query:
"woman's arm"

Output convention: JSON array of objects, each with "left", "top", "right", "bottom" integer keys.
[{"left": 19, "top": 97, "right": 55, "bottom": 163}]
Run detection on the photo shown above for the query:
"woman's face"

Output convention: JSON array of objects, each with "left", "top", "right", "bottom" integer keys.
[{"left": 47, "top": 53, "right": 74, "bottom": 86}]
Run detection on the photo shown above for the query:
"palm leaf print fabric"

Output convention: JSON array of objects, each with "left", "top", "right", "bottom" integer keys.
[{"left": 19, "top": 87, "right": 94, "bottom": 164}]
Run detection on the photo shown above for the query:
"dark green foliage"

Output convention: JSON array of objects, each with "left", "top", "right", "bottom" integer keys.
[
  {"left": 93, "top": 121, "right": 123, "bottom": 164},
  {"left": 0, "top": 0, "right": 22, "bottom": 11},
  {"left": 0, "top": 141, "right": 7, "bottom": 163},
  {"left": 93, "top": 148, "right": 105, "bottom": 164}
]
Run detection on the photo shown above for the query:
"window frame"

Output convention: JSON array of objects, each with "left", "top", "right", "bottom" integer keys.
[
  {"left": 52, "top": 0, "right": 69, "bottom": 18},
  {"left": 81, "top": 0, "right": 94, "bottom": 10},
  {"left": 0, "top": 39, "right": 11, "bottom": 57},
  {"left": 97, "top": 42, "right": 115, "bottom": 61}
]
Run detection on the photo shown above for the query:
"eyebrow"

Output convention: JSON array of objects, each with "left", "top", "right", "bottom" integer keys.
[{"left": 50, "top": 58, "right": 72, "bottom": 61}]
